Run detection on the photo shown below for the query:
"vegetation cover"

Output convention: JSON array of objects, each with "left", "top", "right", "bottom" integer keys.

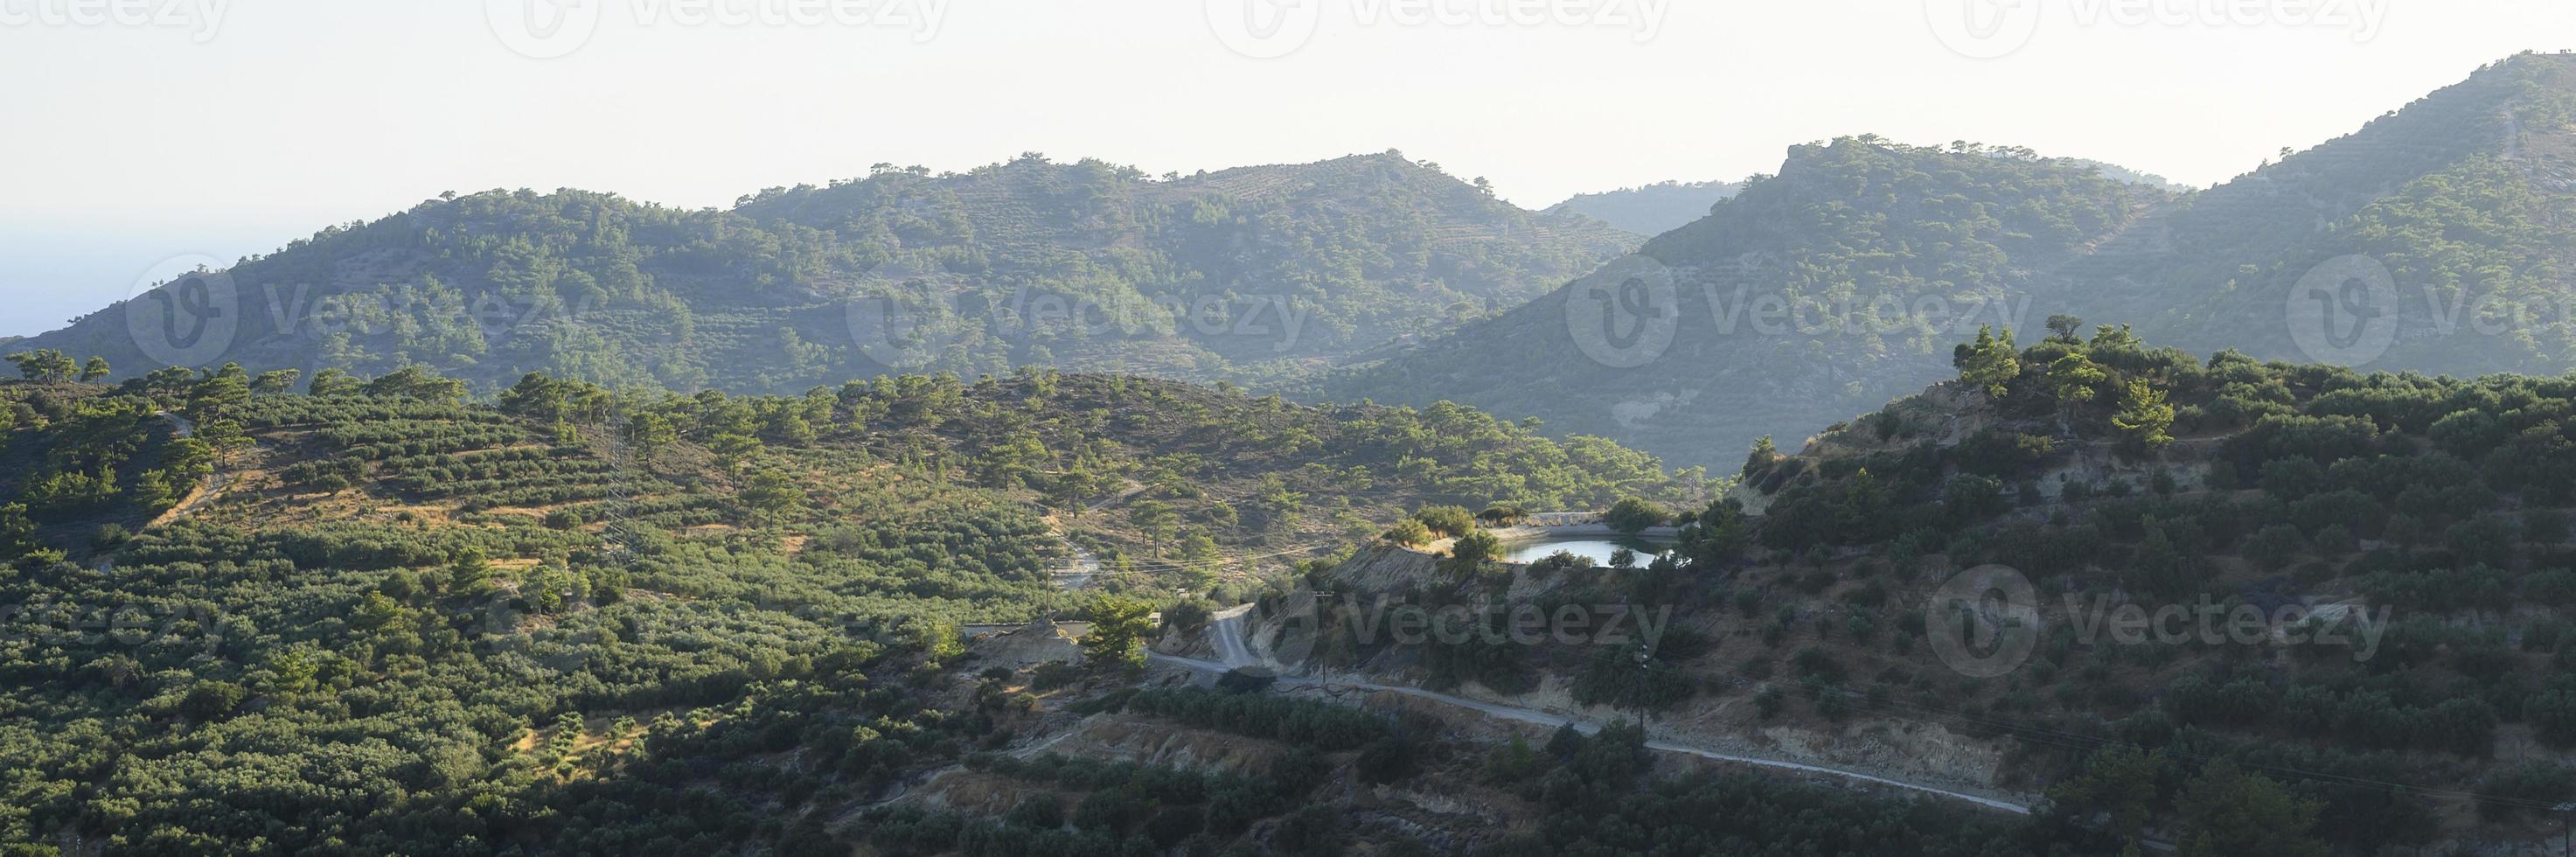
[
  {"left": 0, "top": 351, "right": 1691, "bottom": 855},
  {"left": 21, "top": 152, "right": 1633, "bottom": 397}
]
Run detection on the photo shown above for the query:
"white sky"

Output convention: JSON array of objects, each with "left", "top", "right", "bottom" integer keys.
[{"left": 3, "top": 0, "right": 2571, "bottom": 337}]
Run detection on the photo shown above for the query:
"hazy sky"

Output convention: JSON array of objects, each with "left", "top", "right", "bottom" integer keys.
[{"left": 2, "top": 0, "right": 2569, "bottom": 337}]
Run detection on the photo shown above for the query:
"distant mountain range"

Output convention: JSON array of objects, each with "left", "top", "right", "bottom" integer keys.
[
  {"left": 1544, "top": 180, "right": 1744, "bottom": 236},
  {"left": 22, "top": 53, "right": 2576, "bottom": 474},
  {"left": 20, "top": 151, "right": 1633, "bottom": 394},
  {"left": 1332, "top": 136, "right": 2169, "bottom": 470},
  {"left": 1334, "top": 52, "right": 2576, "bottom": 470}
]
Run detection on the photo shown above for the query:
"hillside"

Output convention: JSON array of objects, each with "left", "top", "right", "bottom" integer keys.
[
  {"left": 1225, "top": 325, "right": 2576, "bottom": 853},
  {"left": 2092, "top": 51, "right": 2576, "bottom": 376},
  {"left": 1693, "top": 324, "right": 2576, "bottom": 852},
  {"left": 1542, "top": 179, "right": 1743, "bottom": 236},
  {"left": 1333, "top": 136, "right": 2170, "bottom": 470},
  {"left": 1344, "top": 53, "right": 2576, "bottom": 470},
  {"left": 19, "top": 152, "right": 1634, "bottom": 396},
  {"left": 0, "top": 364, "right": 1697, "bottom": 854}
]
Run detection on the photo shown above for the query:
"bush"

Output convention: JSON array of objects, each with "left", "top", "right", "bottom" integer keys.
[
  {"left": 1603, "top": 498, "right": 1672, "bottom": 533},
  {"left": 2244, "top": 524, "right": 2308, "bottom": 569},
  {"left": 2531, "top": 509, "right": 2573, "bottom": 545},
  {"left": 1384, "top": 519, "right": 1433, "bottom": 547},
  {"left": 1354, "top": 736, "right": 1416, "bottom": 784},
  {"left": 92, "top": 522, "right": 131, "bottom": 551},
  {"left": 1162, "top": 598, "right": 1216, "bottom": 634},
  {"left": 1030, "top": 661, "right": 1083, "bottom": 691},
  {"left": 1412, "top": 505, "right": 1478, "bottom": 538}
]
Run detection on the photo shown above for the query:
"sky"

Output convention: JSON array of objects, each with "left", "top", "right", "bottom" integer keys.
[{"left": 2, "top": 0, "right": 2571, "bottom": 338}]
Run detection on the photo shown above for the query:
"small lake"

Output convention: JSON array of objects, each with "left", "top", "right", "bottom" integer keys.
[{"left": 1502, "top": 535, "right": 1678, "bottom": 567}]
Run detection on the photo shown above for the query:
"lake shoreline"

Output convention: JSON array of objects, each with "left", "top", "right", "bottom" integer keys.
[{"left": 1486, "top": 521, "right": 1684, "bottom": 544}]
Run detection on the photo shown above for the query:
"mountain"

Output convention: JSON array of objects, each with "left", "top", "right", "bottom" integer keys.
[
  {"left": 2093, "top": 51, "right": 2576, "bottom": 376},
  {"left": 1543, "top": 179, "right": 1744, "bottom": 235},
  {"left": 2058, "top": 157, "right": 2189, "bottom": 192},
  {"left": 1347, "top": 53, "right": 2576, "bottom": 470},
  {"left": 1333, "top": 136, "right": 2172, "bottom": 470},
  {"left": 1233, "top": 324, "right": 2576, "bottom": 853},
  {"left": 18, "top": 152, "right": 1636, "bottom": 395},
  {"left": 1700, "top": 325, "right": 2576, "bottom": 853}
]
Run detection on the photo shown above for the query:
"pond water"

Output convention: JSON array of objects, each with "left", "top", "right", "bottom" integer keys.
[{"left": 1502, "top": 535, "right": 1678, "bottom": 567}]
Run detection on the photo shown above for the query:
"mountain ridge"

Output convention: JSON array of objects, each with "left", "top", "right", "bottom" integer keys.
[
  {"left": 1345, "top": 52, "right": 2576, "bottom": 470},
  {"left": 22, "top": 151, "right": 1637, "bottom": 396}
]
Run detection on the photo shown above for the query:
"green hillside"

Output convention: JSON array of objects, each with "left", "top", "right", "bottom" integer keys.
[
  {"left": 22, "top": 152, "right": 1633, "bottom": 396},
  {"left": 0, "top": 365, "right": 1688, "bottom": 854},
  {"left": 1678, "top": 324, "right": 2576, "bottom": 852},
  {"left": 2095, "top": 52, "right": 2576, "bottom": 376},
  {"left": 1333, "top": 136, "right": 2168, "bottom": 470},
  {"left": 1347, "top": 54, "right": 2576, "bottom": 470}
]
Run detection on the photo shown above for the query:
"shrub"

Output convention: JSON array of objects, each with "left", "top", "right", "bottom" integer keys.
[
  {"left": 1412, "top": 505, "right": 1478, "bottom": 538},
  {"left": 1603, "top": 498, "right": 1671, "bottom": 533},
  {"left": 1384, "top": 519, "right": 1432, "bottom": 547}
]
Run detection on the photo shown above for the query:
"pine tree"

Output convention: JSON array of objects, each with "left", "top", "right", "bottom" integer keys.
[
  {"left": 2048, "top": 352, "right": 2106, "bottom": 406},
  {"left": 1080, "top": 596, "right": 1157, "bottom": 670},
  {"left": 2176, "top": 760, "right": 2329, "bottom": 857},
  {"left": 1954, "top": 325, "right": 2022, "bottom": 397},
  {"left": 2113, "top": 380, "right": 2176, "bottom": 451}
]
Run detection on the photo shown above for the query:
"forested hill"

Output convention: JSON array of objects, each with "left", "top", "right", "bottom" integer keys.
[
  {"left": 1331, "top": 136, "right": 2169, "bottom": 470},
  {"left": 0, "top": 365, "right": 1688, "bottom": 853},
  {"left": 1542, "top": 179, "right": 1743, "bottom": 235},
  {"left": 21, "top": 151, "right": 1633, "bottom": 396},
  {"left": 1654, "top": 324, "right": 2576, "bottom": 853},
  {"left": 1339, "top": 52, "right": 2576, "bottom": 470},
  {"left": 2094, "top": 51, "right": 2576, "bottom": 376}
]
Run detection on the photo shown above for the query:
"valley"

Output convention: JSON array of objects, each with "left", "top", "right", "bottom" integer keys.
[{"left": 19, "top": 36, "right": 2576, "bottom": 857}]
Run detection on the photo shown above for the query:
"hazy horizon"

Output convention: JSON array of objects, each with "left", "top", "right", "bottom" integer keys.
[{"left": 4, "top": 0, "right": 2571, "bottom": 338}]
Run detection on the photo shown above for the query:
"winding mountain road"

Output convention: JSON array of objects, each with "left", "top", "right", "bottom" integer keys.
[
  {"left": 1148, "top": 616, "right": 2034, "bottom": 816},
  {"left": 1208, "top": 605, "right": 1259, "bottom": 668}
]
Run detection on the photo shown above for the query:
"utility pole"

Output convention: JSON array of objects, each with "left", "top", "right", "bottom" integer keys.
[
  {"left": 1633, "top": 643, "right": 1652, "bottom": 730},
  {"left": 2556, "top": 801, "right": 2575, "bottom": 857},
  {"left": 1310, "top": 590, "right": 1334, "bottom": 694}
]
